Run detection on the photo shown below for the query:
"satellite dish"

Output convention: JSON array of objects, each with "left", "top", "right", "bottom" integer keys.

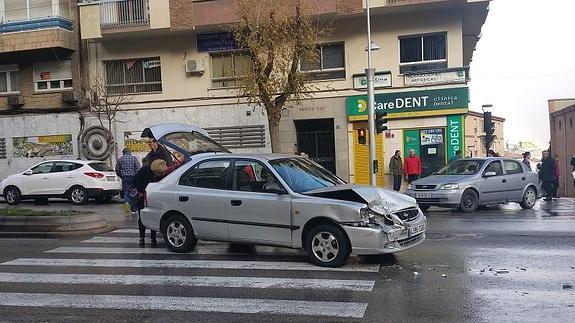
[{"left": 80, "top": 126, "right": 112, "bottom": 160}]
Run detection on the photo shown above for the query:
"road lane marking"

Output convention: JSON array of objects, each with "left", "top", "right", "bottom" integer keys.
[
  {"left": 1, "top": 258, "right": 380, "bottom": 272},
  {"left": 0, "top": 273, "right": 374, "bottom": 292},
  {"left": 0, "top": 293, "right": 368, "bottom": 318}
]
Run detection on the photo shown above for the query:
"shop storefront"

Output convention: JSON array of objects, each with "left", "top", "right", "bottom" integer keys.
[{"left": 347, "top": 87, "right": 468, "bottom": 185}]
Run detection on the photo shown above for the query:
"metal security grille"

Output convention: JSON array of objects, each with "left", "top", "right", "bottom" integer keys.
[
  {"left": 105, "top": 57, "right": 162, "bottom": 94},
  {"left": 0, "top": 138, "right": 6, "bottom": 159},
  {"left": 205, "top": 125, "right": 266, "bottom": 149}
]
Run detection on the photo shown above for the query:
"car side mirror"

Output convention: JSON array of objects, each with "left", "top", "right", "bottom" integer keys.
[
  {"left": 23, "top": 170, "right": 33, "bottom": 176},
  {"left": 484, "top": 171, "right": 497, "bottom": 178},
  {"left": 262, "top": 182, "right": 287, "bottom": 195}
]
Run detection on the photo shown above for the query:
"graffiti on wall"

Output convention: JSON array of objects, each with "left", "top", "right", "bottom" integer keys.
[
  {"left": 123, "top": 131, "right": 149, "bottom": 153},
  {"left": 12, "top": 134, "right": 73, "bottom": 158}
]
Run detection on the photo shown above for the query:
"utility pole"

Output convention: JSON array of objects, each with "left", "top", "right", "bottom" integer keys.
[{"left": 366, "top": 0, "right": 377, "bottom": 186}]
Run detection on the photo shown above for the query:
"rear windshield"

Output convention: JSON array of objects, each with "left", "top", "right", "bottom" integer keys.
[{"left": 89, "top": 163, "right": 114, "bottom": 171}]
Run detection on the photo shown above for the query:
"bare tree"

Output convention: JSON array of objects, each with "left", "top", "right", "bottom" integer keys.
[{"left": 232, "top": 0, "right": 327, "bottom": 152}]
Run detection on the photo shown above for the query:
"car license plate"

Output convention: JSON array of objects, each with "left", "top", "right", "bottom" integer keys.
[
  {"left": 415, "top": 192, "right": 432, "bottom": 198},
  {"left": 409, "top": 223, "right": 426, "bottom": 236},
  {"left": 106, "top": 176, "right": 116, "bottom": 181}
]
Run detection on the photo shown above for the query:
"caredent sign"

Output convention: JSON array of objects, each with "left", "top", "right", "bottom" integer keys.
[{"left": 347, "top": 87, "right": 469, "bottom": 120}]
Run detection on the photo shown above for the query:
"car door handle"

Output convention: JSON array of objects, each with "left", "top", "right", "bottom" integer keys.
[
  {"left": 41, "top": 177, "right": 48, "bottom": 180},
  {"left": 231, "top": 200, "right": 243, "bottom": 206},
  {"left": 178, "top": 196, "right": 189, "bottom": 202},
  {"left": 502, "top": 179, "right": 507, "bottom": 183}
]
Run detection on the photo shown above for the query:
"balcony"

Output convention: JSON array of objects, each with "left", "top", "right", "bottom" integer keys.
[{"left": 100, "top": 0, "right": 150, "bottom": 30}]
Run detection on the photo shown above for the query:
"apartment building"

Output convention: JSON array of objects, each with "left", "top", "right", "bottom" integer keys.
[
  {"left": 0, "top": 0, "right": 490, "bottom": 184},
  {"left": 548, "top": 98, "right": 575, "bottom": 197}
]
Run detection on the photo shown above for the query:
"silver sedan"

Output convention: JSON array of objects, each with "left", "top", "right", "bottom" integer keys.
[
  {"left": 405, "top": 157, "right": 541, "bottom": 212},
  {"left": 139, "top": 124, "right": 427, "bottom": 267}
]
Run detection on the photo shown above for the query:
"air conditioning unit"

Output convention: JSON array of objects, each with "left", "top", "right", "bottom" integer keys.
[
  {"left": 7, "top": 95, "right": 24, "bottom": 107},
  {"left": 185, "top": 59, "right": 205, "bottom": 74},
  {"left": 62, "top": 90, "right": 79, "bottom": 103}
]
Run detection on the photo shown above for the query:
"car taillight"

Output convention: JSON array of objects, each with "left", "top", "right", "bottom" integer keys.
[{"left": 84, "top": 172, "right": 104, "bottom": 179}]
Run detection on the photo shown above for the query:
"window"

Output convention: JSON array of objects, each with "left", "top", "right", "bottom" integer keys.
[
  {"left": 232, "top": 160, "right": 281, "bottom": 193},
  {"left": 89, "top": 163, "right": 114, "bottom": 171},
  {"left": 503, "top": 160, "right": 523, "bottom": 175},
  {"left": 0, "top": 65, "right": 20, "bottom": 94},
  {"left": 105, "top": 57, "right": 162, "bottom": 94},
  {"left": 210, "top": 51, "right": 251, "bottom": 88},
  {"left": 31, "top": 162, "right": 54, "bottom": 174},
  {"left": 399, "top": 33, "right": 447, "bottom": 73},
  {"left": 483, "top": 161, "right": 503, "bottom": 176},
  {"left": 2, "top": 0, "right": 71, "bottom": 22},
  {"left": 51, "top": 162, "right": 82, "bottom": 173},
  {"left": 179, "top": 159, "right": 231, "bottom": 190},
  {"left": 34, "top": 60, "right": 72, "bottom": 92},
  {"left": 301, "top": 43, "right": 346, "bottom": 81},
  {"left": 270, "top": 158, "right": 344, "bottom": 193}
]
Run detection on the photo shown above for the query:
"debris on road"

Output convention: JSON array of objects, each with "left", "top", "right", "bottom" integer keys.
[
  {"left": 563, "top": 284, "right": 573, "bottom": 289},
  {"left": 496, "top": 269, "right": 509, "bottom": 274},
  {"left": 441, "top": 274, "right": 448, "bottom": 278}
]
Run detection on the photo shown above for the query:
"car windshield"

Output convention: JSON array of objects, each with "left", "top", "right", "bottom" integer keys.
[
  {"left": 435, "top": 159, "right": 485, "bottom": 175},
  {"left": 162, "top": 131, "right": 229, "bottom": 156},
  {"left": 270, "top": 158, "right": 345, "bottom": 193}
]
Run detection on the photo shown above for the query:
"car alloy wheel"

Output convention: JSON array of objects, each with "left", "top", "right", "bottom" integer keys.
[
  {"left": 4, "top": 187, "right": 21, "bottom": 205},
  {"left": 305, "top": 223, "right": 350, "bottom": 268},
  {"left": 162, "top": 214, "right": 197, "bottom": 253},
  {"left": 311, "top": 231, "right": 340, "bottom": 263},
  {"left": 520, "top": 187, "right": 537, "bottom": 209},
  {"left": 70, "top": 186, "right": 88, "bottom": 205}
]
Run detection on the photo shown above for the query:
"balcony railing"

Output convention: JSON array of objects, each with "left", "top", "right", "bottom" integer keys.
[
  {"left": 100, "top": 0, "right": 150, "bottom": 30},
  {"left": 0, "top": 17, "right": 73, "bottom": 34}
]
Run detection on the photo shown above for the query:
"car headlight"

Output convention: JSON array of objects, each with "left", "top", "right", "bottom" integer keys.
[
  {"left": 359, "top": 208, "right": 386, "bottom": 226},
  {"left": 439, "top": 183, "right": 459, "bottom": 190}
]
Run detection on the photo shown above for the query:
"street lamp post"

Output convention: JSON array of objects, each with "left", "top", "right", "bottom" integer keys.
[{"left": 366, "top": 0, "right": 377, "bottom": 186}]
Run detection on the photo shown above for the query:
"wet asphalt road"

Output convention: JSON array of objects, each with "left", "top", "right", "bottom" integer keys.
[{"left": 0, "top": 198, "right": 574, "bottom": 322}]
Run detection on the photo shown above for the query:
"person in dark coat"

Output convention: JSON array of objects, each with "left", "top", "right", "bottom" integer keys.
[
  {"left": 144, "top": 137, "right": 173, "bottom": 167},
  {"left": 571, "top": 155, "right": 575, "bottom": 188},
  {"left": 132, "top": 165, "right": 157, "bottom": 246},
  {"left": 539, "top": 151, "right": 557, "bottom": 201},
  {"left": 389, "top": 150, "right": 403, "bottom": 191}
]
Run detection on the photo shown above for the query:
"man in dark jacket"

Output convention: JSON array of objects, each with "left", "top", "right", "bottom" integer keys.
[
  {"left": 389, "top": 150, "right": 403, "bottom": 191},
  {"left": 540, "top": 151, "right": 557, "bottom": 201},
  {"left": 144, "top": 137, "right": 173, "bottom": 167}
]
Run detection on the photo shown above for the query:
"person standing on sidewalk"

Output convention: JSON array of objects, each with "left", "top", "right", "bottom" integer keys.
[
  {"left": 404, "top": 149, "right": 422, "bottom": 183},
  {"left": 389, "top": 150, "right": 403, "bottom": 191},
  {"left": 115, "top": 148, "right": 140, "bottom": 213},
  {"left": 540, "top": 150, "right": 557, "bottom": 201}
]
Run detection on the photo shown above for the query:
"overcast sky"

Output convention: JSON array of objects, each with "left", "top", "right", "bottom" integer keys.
[{"left": 468, "top": 0, "right": 575, "bottom": 147}]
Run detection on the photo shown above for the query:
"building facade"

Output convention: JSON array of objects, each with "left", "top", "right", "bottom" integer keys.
[
  {"left": 0, "top": 0, "right": 490, "bottom": 185},
  {"left": 464, "top": 110, "right": 505, "bottom": 158},
  {"left": 548, "top": 98, "right": 575, "bottom": 198}
]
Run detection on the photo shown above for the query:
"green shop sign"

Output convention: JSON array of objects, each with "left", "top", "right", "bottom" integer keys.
[
  {"left": 347, "top": 87, "right": 469, "bottom": 121},
  {"left": 446, "top": 114, "right": 465, "bottom": 160}
]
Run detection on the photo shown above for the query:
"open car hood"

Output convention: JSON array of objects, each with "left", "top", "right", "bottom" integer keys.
[
  {"left": 304, "top": 184, "right": 418, "bottom": 214},
  {"left": 141, "top": 123, "right": 230, "bottom": 159}
]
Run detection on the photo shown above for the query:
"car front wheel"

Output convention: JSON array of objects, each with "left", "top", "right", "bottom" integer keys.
[
  {"left": 69, "top": 186, "right": 88, "bottom": 205},
  {"left": 459, "top": 189, "right": 479, "bottom": 213},
  {"left": 4, "top": 186, "right": 22, "bottom": 205},
  {"left": 163, "top": 214, "right": 197, "bottom": 253},
  {"left": 305, "top": 223, "right": 350, "bottom": 268},
  {"left": 519, "top": 186, "right": 537, "bottom": 209}
]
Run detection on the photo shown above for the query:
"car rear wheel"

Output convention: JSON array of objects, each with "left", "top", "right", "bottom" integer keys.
[
  {"left": 305, "top": 223, "right": 350, "bottom": 268},
  {"left": 4, "top": 186, "right": 21, "bottom": 205},
  {"left": 163, "top": 214, "right": 197, "bottom": 253},
  {"left": 69, "top": 186, "right": 88, "bottom": 205},
  {"left": 459, "top": 189, "right": 479, "bottom": 213},
  {"left": 519, "top": 186, "right": 537, "bottom": 209}
]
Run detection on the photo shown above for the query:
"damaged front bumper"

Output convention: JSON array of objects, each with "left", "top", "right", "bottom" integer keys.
[{"left": 342, "top": 214, "right": 427, "bottom": 255}]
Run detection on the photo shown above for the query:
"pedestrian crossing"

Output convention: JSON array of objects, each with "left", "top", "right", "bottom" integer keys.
[{"left": 0, "top": 229, "right": 380, "bottom": 319}]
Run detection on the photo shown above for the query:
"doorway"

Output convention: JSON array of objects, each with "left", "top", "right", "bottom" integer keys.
[{"left": 295, "top": 119, "right": 336, "bottom": 173}]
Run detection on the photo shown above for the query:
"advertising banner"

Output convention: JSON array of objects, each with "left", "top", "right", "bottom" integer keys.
[{"left": 12, "top": 134, "right": 73, "bottom": 158}]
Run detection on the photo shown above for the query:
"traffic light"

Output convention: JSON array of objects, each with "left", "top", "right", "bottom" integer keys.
[
  {"left": 375, "top": 111, "right": 388, "bottom": 134},
  {"left": 357, "top": 129, "right": 366, "bottom": 145},
  {"left": 483, "top": 111, "right": 496, "bottom": 155}
]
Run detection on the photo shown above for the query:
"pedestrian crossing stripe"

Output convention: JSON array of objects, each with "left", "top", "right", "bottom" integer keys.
[
  {"left": 0, "top": 272, "right": 375, "bottom": 292},
  {"left": 1, "top": 258, "right": 380, "bottom": 272},
  {"left": 0, "top": 292, "right": 368, "bottom": 318}
]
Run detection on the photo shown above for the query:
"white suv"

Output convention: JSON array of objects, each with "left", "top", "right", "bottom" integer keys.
[{"left": 0, "top": 160, "right": 121, "bottom": 205}]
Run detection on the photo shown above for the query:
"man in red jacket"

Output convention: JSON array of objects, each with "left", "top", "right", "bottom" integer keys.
[{"left": 404, "top": 149, "right": 422, "bottom": 183}]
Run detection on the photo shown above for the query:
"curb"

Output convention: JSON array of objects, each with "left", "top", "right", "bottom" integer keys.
[{"left": 0, "top": 213, "right": 114, "bottom": 238}]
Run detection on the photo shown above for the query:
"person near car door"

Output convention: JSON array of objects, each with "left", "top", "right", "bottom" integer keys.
[
  {"left": 144, "top": 137, "right": 173, "bottom": 167},
  {"left": 389, "top": 150, "right": 403, "bottom": 191},
  {"left": 115, "top": 148, "right": 141, "bottom": 213},
  {"left": 521, "top": 151, "right": 532, "bottom": 170},
  {"left": 539, "top": 151, "right": 557, "bottom": 201},
  {"left": 404, "top": 149, "right": 422, "bottom": 183}
]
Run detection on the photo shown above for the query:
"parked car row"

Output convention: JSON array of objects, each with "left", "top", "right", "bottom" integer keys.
[{"left": 0, "top": 160, "right": 121, "bottom": 205}]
